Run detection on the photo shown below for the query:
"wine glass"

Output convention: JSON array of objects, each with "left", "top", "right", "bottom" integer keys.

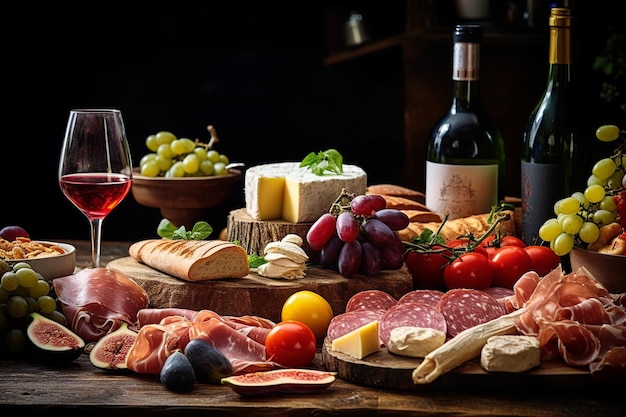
[{"left": 58, "top": 109, "right": 133, "bottom": 268}]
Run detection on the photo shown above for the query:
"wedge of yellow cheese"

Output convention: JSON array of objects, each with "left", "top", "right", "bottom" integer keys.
[
  {"left": 330, "top": 320, "right": 381, "bottom": 360},
  {"left": 245, "top": 162, "right": 367, "bottom": 223}
]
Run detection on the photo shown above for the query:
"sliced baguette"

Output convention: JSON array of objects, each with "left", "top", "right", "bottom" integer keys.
[{"left": 128, "top": 239, "right": 249, "bottom": 282}]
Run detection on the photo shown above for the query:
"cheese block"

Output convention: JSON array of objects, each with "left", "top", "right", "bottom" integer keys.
[
  {"left": 245, "top": 162, "right": 367, "bottom": 223},
  {"left": 330, "top": 320, "right": 381, "bottom": 360},
  {"left": 480, "top": 335, "right": 541, "bottom": 373},
  {"left": 128, "top": 239, "right": 249, "bottom": 282}
]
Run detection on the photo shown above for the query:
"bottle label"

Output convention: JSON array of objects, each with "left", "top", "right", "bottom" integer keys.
[
  {"left": 521, "top": 161, "right": 566, "bottom": 245},
  {"left": 425, "top": 161, "right": 498, "bottom": 219}
]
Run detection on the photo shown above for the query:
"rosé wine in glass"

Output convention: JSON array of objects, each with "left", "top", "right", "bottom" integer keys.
[{"left": 58, "top": 109, "right": 133, "bottom": 268}]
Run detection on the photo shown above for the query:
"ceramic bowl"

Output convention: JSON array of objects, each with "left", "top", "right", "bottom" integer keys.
[
  {"left": 569, "top": 247, "right": 626, "bottom": 294},
  {"left": 5, "top": 241, "right": 76, "bottom": 281},
  {"left": 131, "top": 168, "right": 242, "bottom": 229}
]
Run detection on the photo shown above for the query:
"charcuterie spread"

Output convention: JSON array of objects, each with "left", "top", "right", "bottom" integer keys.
[{"left": 2, "top": 136, "right": 626, "bottom": 399}]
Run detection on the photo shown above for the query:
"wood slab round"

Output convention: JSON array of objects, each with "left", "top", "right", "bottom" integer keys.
[
  {"left": 322, "top": 338, "right": 596, "bottom": 391},
  {"left": 107, "top": 257, "right": 413, "bottom": 323}
]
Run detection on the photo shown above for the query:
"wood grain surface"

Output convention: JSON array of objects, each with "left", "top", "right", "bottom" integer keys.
[
  {"left": 107, "top": 257, "right": 413, "bottom": 323},
  {"left": 321, "top": 338, "right": 598, "bottom": 391}
]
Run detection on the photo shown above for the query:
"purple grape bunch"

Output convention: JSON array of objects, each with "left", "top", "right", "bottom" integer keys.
[{"left": 306, "top": 192, "right": 409, "bottom": 278}]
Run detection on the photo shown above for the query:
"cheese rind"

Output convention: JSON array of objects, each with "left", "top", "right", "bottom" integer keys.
[
  {"left": 330, "top": 320, "right": 381, "bottom": 360},
  {"left": 480, "top": 335, "right": 541, "bottom": 373},
  {"left": 245, "top": 162, "right": 367, "bottom": 222}
]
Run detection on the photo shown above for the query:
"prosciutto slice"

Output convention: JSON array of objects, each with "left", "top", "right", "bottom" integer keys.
[
  {"left": 54, "top": 268, "right": 149, "bottom": 343},
  {"left": 505, "top": 265, "right": 626, "bottom": 378},
  {"left": 126, "top": 309, "right": 273, "bottom": 375}
]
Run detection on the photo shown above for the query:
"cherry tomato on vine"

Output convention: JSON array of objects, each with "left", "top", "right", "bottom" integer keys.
[
  {"left": 405, "top": 247, "right": 450, "bottom": 291},
  {"left": 523, "top": 245, "right": 561, "bottom": 277},
  {"left": 490, "top": 246, "right": 533, "bottom": 289},
  {"left": 265, "top": 320, "right": 317, "bottom": 368},
  {"left": 443, "top": 252, "right": 493, "bottom": 290},
  {"left": 499, "top": 235, "right": 526, "bottom": 248}
]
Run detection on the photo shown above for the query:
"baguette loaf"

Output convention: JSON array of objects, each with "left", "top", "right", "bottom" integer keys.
[
  {"left": 367, "top": 184, "right": 426, "bottom": 204},
  {"left": 397, "top": 211, "right": 516, "bottom": 243},
  {"left": 128, "top": 239, "right": 250, "bottom": 282}
]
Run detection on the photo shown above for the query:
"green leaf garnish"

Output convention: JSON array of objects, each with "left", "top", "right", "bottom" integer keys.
[
  {"left": 247, "top": 254, "right": 267, "bottom": 268},
  {"left": 157, "top": 219, "right": 213, "bottom": 240},
  {"left": 300, "top": 149, "right": 344, "bottom": 175}
]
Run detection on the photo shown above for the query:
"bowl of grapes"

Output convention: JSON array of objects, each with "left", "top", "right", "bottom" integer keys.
[{"left": 131, "top": 125, "right": 243, "bottom": 229}]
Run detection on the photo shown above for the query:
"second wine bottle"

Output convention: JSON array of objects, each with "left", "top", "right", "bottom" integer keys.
[{"left": 425, "top": 24, "right": 506, "bottom": 220}]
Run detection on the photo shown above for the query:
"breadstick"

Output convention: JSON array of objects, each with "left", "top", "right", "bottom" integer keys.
[{"left": 412, "top": 308, "right": 526, "bottom": 384}]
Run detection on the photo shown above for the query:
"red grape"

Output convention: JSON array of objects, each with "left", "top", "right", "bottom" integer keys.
[
  {"left": 336, "top": 212, "right": 360, "bottom": 243},
  {"left": 320, "top": 234, "right": 343, "bottom": 268},
  {"left": 338, "top": 240, "right": 362, "bottom": 278},
  {"left": 350, "top": 195, "right": 374, "bottom": 216},
  {"left": 362, "top": 218, "right": 395, "bottom": 248},
  {"left": 380, "top": 245, "right": 404, "bottom": 270},
  {"left": 368, "top": 194, "right": 386, "bottom": 211},
  {"left": 360, "top": 241, "right": 382, "bottom": 276},
  {"left": 373, "top": 209, "right": 409, "bottom": 231},
  {"left": 0, "top": 226, "right": 30, "bottom": 241},
  {"left": 306, "top": 213, "right": 336, "bottom": 251}
]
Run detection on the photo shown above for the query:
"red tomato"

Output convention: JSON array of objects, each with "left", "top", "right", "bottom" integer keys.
[
  {"left": 478, "top": 235, "right": 496, "bottom": 248},
  {"left": 499, "top": 235, "right": 527, "bottom": 248},
  {"left": 443, "top": 252, "right": 493, "bottom": 290},
  {"left": 490, "top": 246, "right": 533, "bottom": 289},
  {"left": 265, "top": 320, "right": 317, "bottom": 368},
  {"left": 524, "top": 245, "right": 561, "bottom": 277},
  {"left": 405, "top": 249, "right": 449, "bottom": 291}
]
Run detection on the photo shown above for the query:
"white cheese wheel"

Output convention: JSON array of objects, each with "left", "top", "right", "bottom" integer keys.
[
  {"left": 480, "top": 335, "right": 541, "bottom": 373},
  {"left": 386, "top": 326, "right": 446, "bottom": 358}
]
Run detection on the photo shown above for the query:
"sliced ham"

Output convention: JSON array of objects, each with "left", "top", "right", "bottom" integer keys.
[
  {"left": 125, "top": 309, "right": 273, "bottom": 375},
  {"left": 53, "top": 268, "right": 149, "bottom": 343}
]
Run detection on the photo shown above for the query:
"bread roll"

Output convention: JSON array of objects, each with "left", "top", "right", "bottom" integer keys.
[
  {"left": 397, "top": 211, "right": 516, "bottom": 243},
  {"left": 128, "top": 239, "right": 249, "bottom": 282}
]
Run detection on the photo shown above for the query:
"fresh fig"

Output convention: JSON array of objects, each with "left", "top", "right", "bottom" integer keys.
[
  {"left": 89, "top": 322, "right": 138, "bottom": 370},
  {"left": 221, "top": 369, "right": 336, "bottom": 396},
  {"left": 26, "top": 312, "right": 85, "bottom": 363},
  {"left": 160, "top": 350, "right": 195, "bottom": 392},
  {"left": 183, "top": 338, "right": 233, "bottom": 384}
]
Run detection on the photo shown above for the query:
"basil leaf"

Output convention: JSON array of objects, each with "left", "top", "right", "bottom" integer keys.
[
  {"left": 189, "top": 221, "right": 213, "bottom": 240},
  {"left": 157, "top": 218, "right": 213, "bottom": 240},
  {"left": 300, "top": 149, "right": 344, "bottom": 176}
]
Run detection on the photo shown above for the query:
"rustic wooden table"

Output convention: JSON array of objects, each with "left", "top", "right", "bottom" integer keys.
[{"left": 1, "top": 241, "right": 621, "bottom": 416}]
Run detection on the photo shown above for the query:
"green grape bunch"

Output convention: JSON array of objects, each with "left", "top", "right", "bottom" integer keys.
[
  {"left": 0, "top": 260, "right": 70, "bottom": 357},
  {"left": 539, "top": 125, "right": 626, "bottom": 255},
  {"left": 139, "top": 125, "right": 231, "bottom": 178}
]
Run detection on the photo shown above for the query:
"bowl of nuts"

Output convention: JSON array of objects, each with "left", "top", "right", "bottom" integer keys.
[{"left": 1, "top": 239, "right": 76, "bottom": 281}]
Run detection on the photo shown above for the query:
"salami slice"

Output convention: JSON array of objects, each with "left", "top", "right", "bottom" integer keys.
[
  {"left": 345, "top": 290, "right": 398, "bottom": 313},
  {"left": 436, "top": 288, "right": 506, "bottom": 338},
  {"left": 378, "top": 301, "right": 447, "bottom": 346},
  {"left": 326, "top": 310, "right": 384, "bottom": 341},
  {"left": 480, "top": 287, "right": 516, "bottom": 313},
  {"left": 398, "top": 289, "right": 445, "bottom": 307}
]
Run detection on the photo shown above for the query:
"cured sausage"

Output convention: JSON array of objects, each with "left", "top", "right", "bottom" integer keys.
[
  {"left": 345, "top": 290, "right": 397, "bottom": 313},
  {"left": 436, "top": 288, "right": 506, "bottom": 338},
  {"left": 326, "top": 309, "right": 385, "bottom": 341},
  {"left": 378, "top": 301, "right": 447, "bottom": 346},
  {"left": 397, "top": 290, "right": 444, "bottom": 307}
]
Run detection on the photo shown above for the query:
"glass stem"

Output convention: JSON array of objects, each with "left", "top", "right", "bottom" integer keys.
[{"left": 90, "top": 218, "right": 104, "bottom": 268}]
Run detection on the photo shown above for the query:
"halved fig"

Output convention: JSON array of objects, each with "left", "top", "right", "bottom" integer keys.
[
  {"left": 221, "top": 369, "right": 336, "bottom": 396},
  {"left": 26, "top": 312, "right": 85, "bottom": 363},
  {"left": 89, "top": 322, "right": 138, "bottom": 370}
]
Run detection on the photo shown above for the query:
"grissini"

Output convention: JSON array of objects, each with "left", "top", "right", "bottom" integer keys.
[{"left": 128, "top": 239, "right": 250, "bottom": 282}]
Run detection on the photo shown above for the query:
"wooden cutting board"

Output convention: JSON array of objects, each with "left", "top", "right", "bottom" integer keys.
[
  {"left": 321, "top": 338, "right": 596, "bottom": 391},
  {"left": 107, "top": 257, "right": 413, "bottom": 323}
]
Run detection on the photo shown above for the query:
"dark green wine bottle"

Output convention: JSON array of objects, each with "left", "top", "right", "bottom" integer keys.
[
  {"left": 521, "top": 7, "right": 582, "bottom": 245},
  {"left": 425, "top": 24, "right": 506, "bottom": 220}
]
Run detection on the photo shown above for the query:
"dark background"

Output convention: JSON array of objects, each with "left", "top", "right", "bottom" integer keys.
[{"left": 7, "top": 1, "right": 625, "bottom": 243}]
